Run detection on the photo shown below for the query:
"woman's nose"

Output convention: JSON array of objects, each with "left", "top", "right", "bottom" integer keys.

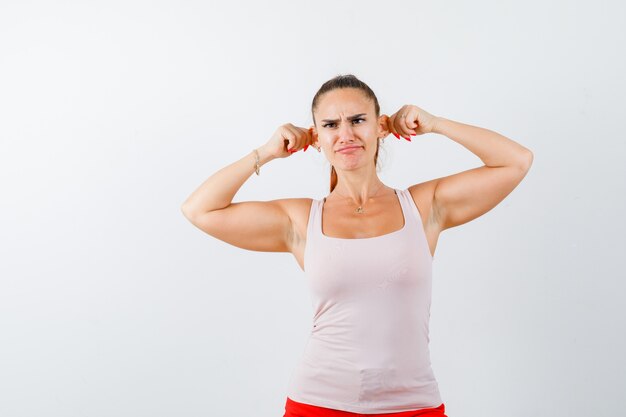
[{"left": 337, "top": 121, "right": 356, "bottom": 140}]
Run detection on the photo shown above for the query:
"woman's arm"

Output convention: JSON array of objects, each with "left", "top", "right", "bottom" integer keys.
[
  {"left": 181, "top": 147, "right": 296, "bottom": 253},
  {"left": 428, "top": 117, "right": 533, "bottom": 230},
  {"left": 432, "top": 117, "right": 533, "bottom": 167},
  {"left": 180, "top": 123, "right": 312, "bottom": 252},
  {"left": 181, "top": 148, "right": 275, "bottom": 216}
]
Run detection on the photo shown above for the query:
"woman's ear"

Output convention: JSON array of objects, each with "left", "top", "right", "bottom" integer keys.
[{"left": 378, "top": 115, "right": 391, "bottom": 137}]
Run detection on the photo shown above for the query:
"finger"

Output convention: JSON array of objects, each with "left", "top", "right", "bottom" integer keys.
[
  {"left": 394, "top": 113, "right": 411, "bottom": 140},
  {"left": 400, "top": 106, "right": 414, "bottom": 130},
  {"left": 301, "top": 126, "right": 312, "bottom": 151},
  {"left": 388, "top": 113, "right": 400, "bottom": 139},
  {"left": 393, "top": 106, "right": 411, "bottom": 138},
  {"left": 296, "top": 127, "right": 310, "bottom": 152},
  {"left": 405, "top": 112, "right": 418, "bottom": 130},
  {"left": 286, "top": 126, "right": 303, "bottom": 153},
  {"left": 388, "top": 122, "right": 400, "bottom": 139},
  {"left": 303, "top": 127, "right": 314, "bottom": 152},
  {"left": 282, "top": 128, "right": 297, "bottom": 152},
  {"left": 397, "top": 112, "right": 416, "bottom": 139},
  {"left": 403, "top": 116, "right": 417, "bottom": 137}
]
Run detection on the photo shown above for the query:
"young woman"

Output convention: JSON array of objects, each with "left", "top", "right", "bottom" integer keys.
[{"left": 181, "top": 74, "right": 533, "bottom": 417}]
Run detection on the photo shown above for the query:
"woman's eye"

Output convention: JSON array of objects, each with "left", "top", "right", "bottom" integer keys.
[{"left": 323, "top": 118, "right": 364, "bottom": 128}]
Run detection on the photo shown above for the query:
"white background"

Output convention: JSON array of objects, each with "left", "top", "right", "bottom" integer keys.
[{"left": 1, "top": 1, "right": 625, "bottom": 416}]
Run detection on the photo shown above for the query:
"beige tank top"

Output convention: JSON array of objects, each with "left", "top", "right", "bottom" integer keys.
[{"left": 286, "top": 188, "right": 443, "bottom": 414}]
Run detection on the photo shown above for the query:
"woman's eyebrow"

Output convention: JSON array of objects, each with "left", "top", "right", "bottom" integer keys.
[{"left": 321, "top": 113, "right": 366, "bottom": 123}]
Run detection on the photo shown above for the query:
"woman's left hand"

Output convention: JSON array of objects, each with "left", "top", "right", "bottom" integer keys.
[{"left": 388, "top": 105, "right": 438, "bottom": 141}]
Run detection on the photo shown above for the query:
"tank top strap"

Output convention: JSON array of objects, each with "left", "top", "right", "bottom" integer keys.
[
  {"left": 305, "top": 197, "right": 323, "bottom": 240},
  {"left": 395, "top": 188, "right": 421, "bottom": 229},
  {"left": 397, "top": 187, "right": 433, "bottom": 260}
]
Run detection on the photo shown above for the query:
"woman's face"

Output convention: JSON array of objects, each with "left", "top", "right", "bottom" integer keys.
[{"left": 312, "top": 88, "right": 389, "bottom": 171}]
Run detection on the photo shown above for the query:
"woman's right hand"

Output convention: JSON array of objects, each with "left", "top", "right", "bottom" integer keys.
[{"left": 261, "top": 123, "right": 314, "bottom": 159}]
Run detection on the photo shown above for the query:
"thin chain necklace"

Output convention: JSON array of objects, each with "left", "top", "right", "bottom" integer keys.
[{"left": 331, "top": 182, "right": 386, "bottom": 214}]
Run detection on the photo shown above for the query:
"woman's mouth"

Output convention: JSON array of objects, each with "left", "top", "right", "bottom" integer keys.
[{"left": 337, "top": 146, "right": 363, "bottom": 154}]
